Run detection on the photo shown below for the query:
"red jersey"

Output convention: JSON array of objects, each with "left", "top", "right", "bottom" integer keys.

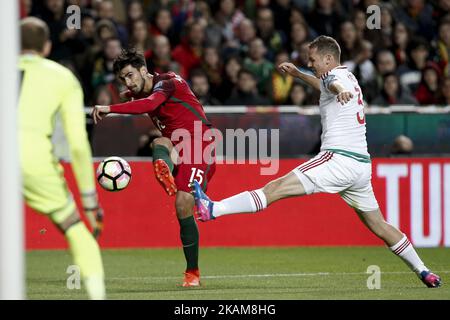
[{"left": 109, "top": 72, "right": 211, "bottom": 142}]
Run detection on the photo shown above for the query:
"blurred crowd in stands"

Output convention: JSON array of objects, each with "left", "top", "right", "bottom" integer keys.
[{"left": 21, "top": 0, "right": 450, "bottom": 107}]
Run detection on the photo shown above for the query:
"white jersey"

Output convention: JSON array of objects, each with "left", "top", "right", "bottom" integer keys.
[{"left": 318, "top": 66, "right": 369, "bottom": 157}]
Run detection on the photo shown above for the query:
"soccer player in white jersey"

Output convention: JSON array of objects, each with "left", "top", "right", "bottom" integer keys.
[{"left": 191, "top": 36, "right": 441, "bottom": 288}]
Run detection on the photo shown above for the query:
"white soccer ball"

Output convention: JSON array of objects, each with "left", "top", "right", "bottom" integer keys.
[{"left": 96, "top": 156, "right": 132, "bottom": 191}]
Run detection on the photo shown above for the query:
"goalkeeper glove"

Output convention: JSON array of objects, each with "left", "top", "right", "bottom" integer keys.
[{"left": 81, "top": 191, "right": 104, "bottom": 240}]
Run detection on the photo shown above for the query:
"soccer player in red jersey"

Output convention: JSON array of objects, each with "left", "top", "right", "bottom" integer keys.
[{"left": 92, "top": 49, "right": 216, "bottom": 287}]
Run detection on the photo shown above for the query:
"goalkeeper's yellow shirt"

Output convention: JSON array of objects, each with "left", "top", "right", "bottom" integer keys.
[{"left": 18, "top": 54, "right": 95, "bottom": 194}]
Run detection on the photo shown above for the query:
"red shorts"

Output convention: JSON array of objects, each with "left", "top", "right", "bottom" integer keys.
[{"left": 173, "top": 139, "right": 216, "bottom": 193}]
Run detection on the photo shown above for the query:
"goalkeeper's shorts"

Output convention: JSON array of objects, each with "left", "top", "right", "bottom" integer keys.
[{"left": 23, "top": 162, "right": 76, "bottom": 224}]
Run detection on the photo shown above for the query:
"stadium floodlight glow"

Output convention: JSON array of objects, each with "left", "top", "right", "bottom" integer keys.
[{"left": 0, "top": 0, "right": 24, "bottom": 300}]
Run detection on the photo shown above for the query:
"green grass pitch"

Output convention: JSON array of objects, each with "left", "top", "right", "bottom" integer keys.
[{"left": 27, "top": 247, "right": 450, "bottom": 300}]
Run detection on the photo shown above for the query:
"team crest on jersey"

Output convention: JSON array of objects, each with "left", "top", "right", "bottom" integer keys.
[{"left": 154, "top": 81, "right": 163, "bottom": 91}]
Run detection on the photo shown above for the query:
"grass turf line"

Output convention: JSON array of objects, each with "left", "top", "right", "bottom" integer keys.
[{"left": 26, "top": 247, "right": 450, "bottom": 300}]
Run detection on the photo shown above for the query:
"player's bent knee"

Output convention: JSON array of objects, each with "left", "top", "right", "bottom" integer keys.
[
  {"left": 175, "top": 191, "right": 194, "bottom": 218},
  {"left": 151, "top": 137, "right": 173, "bottom": 150},
  {"left": 53, "top": 210, "right": 81, "bottom": 233}
]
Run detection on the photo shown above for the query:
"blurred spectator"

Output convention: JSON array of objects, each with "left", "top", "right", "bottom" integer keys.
[
  {"left": 244, "top": 38, "right": 274, "bottom": 97},
  {"left": 365, "top": 3, "right": 395, "bottom": 50},
  {"left": 170, "top": 0, "right": 197, "bottom": 35},
  {"left": 201, "top": 47, "right": 223, "bottom": 98},
  {"left": 215, "top": 0, "right": 245, "bottom": 47},
  {"left": 149, "top": 8, "right": 179, "bottom": 47},
  {"left": 189, "top": 69, "right": 221, "bottom": 106},
  {"left": 390, "top": 135, "right": 414, "bottom": 155},
  {"left": 392, "top": 22, "right": 411, "bottom": 67},
  {"left": 352, "top": 9, "right": 366, "bottom": 41},
  {"left": 24, "top": 0, "right": 449, "bottom": 108},
  {"left": 433, "top": 0, "right": 450, "bottom": 24},
  {"left": 91, "top": 37, "right": 122, "bottom": 88},
  {"left": 172, "top": 21, "right": 205, "bottom": 79},
  {"left": 291, "top": 42, "right": 310, "bottom": 68},
  {"left": 345, "top": 40, "right": 376, "bottom": 94},
  {"left": 363, "top": 50, "right": 398, "bottom": 103},
  {"left": 339, "top": 21, "right": 363, "bottom": 63},
  {"left": 129, "top": 19, "right": 152, "bottom": 58},
  {"left": 289, "top": 21, "right": 310, "bottom": 53},
  {"left": 96, "top": 0, "right": 128, "bottom": 46},
  {"left": 372, "top": 72, "right": 418, "bottom": 106},
  {"left": 399, "top": 37, "right": 430, "bottom": 92},
  {"left": 194, "top": 0, "right": 223, "bottom": 48},
  {"left": 270, "top": 51, "right": 294, "bottom": 105},
  {"left": 415, "top": 62, "right": 442, "bottom": 105},
  {"left": 40, "top": 0, "right": 79, "bottom": 62},
  {"left": 307, "top": 0, "right": 343, "bottom": 38},
  {"left": 20, "top": 0, "right": 32, "bottom": 18},
  {"left": 395, "top": 0, "right": 435, "bottom": 40},
  {"left": 146, "top": 0, "right": 175, "bottom": 24},
  {"left": 435, "top": 19, "right": 450, "bottom": 77},
  {"left": 92, "top": 85, "right": 113, "bottom": 106},
  {"left": 126, "top": 0, "right": 144, "bottom": 29},
  {"left": 286, "top": 82, "right": 308, "bottom": 106},
  {"left": 146, "top": 35, "right": 181, "bottom": 75},
  {"left": 289, "top": 6, "right": 308, "bottom": 26},
  {"left": 255, "top": 7, "right": 287, "bottom": 60},
  {"left": 225, "top": 69, "right": 271, "bottom": 105},
  {"left": 269, "top": 0, "right": 292, "bottom": 38},
  {"left": 95, "top": 18, "right": 119, "bottom": 44},
  {"left": 216, "top": 55, "right": 243, "bottom": 103},
  {"left": 438, "top": 76, "right": 450, "bottom": 105},
  {"left": 225, "top": 18, "right": 256, "bottom": 57}
]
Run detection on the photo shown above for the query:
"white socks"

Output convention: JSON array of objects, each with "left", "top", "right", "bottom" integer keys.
[
  {"left": 389, "top": 234, "right": 428, "bottom": 274},
  {"left": 213, "top": 189, "right": 267, "bottom": 217}
]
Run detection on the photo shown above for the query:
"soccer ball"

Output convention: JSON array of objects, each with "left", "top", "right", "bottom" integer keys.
[{"left": 96, "top": 156, "right": 132, "bottom": 191}]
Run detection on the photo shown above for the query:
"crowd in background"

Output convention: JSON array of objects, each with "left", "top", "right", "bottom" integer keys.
[{"left": 21, "top": 0, "right": 450, "bottom": 107}]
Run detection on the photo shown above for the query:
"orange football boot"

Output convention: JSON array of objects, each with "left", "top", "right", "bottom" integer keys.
[
  {"left": 154, "top": 159, "right": 177, "bottom": 196},
  {"left": 181, "top": 269, "right": 201, "bottom": 287}
]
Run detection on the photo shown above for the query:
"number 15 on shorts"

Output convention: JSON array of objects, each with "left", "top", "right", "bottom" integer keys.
[{"left": 189, "top": 168, "right": 204, "bottom": 185}]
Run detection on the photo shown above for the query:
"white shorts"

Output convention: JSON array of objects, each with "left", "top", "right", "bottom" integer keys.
[{"left": 292, "top": 150, "right": 379, "bottom": 212}]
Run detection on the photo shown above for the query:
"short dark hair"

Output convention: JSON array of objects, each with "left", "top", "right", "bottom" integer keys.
[
  {"left": 238, "top": 68, "right": 256, "bottom": 80},
  {"left": 20, "top": 17, "right": 49, "bottom": 52},
  {"left": 308, "top": 35, "right": 341, "bottom": 62},
  {"left": 113, "top": 48, "right": 146, "bottom": 75}
]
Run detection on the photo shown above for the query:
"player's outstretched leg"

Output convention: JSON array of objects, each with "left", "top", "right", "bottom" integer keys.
[
  {"left": 51, "top": 205, "right": 106, "bottom": 299},
  {"left": 151, "top": 137, "right": 177, "bottom": 196},
  {"left": 176, "top": 191, "right": 201, "bottom": 287},
  {"left": 356, "top": 209, "right": 441, "bottom": 288},
  {"left": 191, "top": 172, "right": 306, "bottom": 222}
]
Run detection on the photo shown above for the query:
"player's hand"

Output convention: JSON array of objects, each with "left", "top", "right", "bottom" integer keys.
[
  {"left": 84, "top": 207, "right": 104, "bottom": 240},
  {"left": 336, "top": 91, "right": 354, "bottom": 105},
  {"left": 91, "top": 105, "right": 111, "bottom": 124},
  {"left": 278, "top": 62, "right": 301, "bottom": 77},
  {"left": 119, "top": 90, "right": 134, "bottom": 101}
]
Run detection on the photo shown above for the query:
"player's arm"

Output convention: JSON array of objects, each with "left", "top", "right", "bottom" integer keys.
[
  {"left": 326, "top": 78, "right": 354, "bottom": 105},
  {"left": 278, "top": 62, "right": 321, "bottom": 91},
  {"left": 91, "top": 91, "right": 168, "bottom": 124},
  {"left": 59, "top": 73, "right": 103, "bottom": 237}
]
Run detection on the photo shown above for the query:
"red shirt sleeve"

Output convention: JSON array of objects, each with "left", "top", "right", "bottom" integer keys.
[
  {"left": 110, "top": 79, "right": 176, "bottom": 114},
  {"left": 109, "top": 91, "right": 167, "bottom": 114}
]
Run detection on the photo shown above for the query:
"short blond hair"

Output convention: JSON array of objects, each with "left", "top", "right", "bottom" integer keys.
[{"left": 309, "top": 35, "right": 341, "bottom": 62}]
